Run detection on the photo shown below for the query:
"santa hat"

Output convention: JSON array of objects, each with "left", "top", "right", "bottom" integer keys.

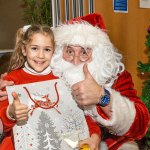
[
  {"left": 67, "top": 13, "right": 106, "bottom": 30},
  {"left": 54, "top": 13, "right": 112, "bottom": 50},
  {"left": 52, "top": 13, "right": 124, "bottom": 87}
]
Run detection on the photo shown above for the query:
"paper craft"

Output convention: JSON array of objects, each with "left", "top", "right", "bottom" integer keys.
[{"left": 7, "top": 79, "right": 89, "bottom": 150}]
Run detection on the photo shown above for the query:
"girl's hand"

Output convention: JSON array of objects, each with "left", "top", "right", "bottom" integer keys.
[
  {"left": 8, "top": 92, "right": 29, "bottom": 125},
  {"left": 79, "top": 134, "right": 101, "bottom": 150}
]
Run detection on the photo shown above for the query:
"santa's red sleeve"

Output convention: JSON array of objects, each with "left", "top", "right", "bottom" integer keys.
[{"left": 84, "top": 70, "right": 149, "bottom": 140}]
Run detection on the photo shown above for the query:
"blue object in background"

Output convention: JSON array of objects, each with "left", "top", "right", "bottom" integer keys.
[{"left": 113, "top": 0, "right": 128, "bottom": 12}]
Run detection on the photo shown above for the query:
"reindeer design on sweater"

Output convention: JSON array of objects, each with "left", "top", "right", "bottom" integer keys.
[{"left": 23, "top": 82, "right": 61, "bottom": 115}]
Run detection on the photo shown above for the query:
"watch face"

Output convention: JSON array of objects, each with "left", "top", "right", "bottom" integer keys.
[
  {"left": 101, "top": 95, "right": 110, "bottom": 106},
  {"left": 97, "top": 89, "right": 110, "bottom": 107}
]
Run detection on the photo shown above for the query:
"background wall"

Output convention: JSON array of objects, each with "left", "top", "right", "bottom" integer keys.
[
  {"left": 0, "top": 0, "right": 24, "bottom": 74},
  {"left": 0, "top": 0, "right": 150, "bottom": 96},
  {"left": 0, "top": 0, "right": 24, "bottom": 49},
  {"left": 94, "top": 1, "right": 150, "bottom": 96}
]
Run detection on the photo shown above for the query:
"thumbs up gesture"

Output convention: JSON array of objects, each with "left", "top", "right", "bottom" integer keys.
[
  {"left": 71, "top": 64, "right": 103, "bottom": 106},
  {"left": 8, "top": 92, "right": 29, "bottom": 125}
]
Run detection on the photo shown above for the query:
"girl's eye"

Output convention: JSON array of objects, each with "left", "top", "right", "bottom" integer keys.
[
  {"left": 31, "top": 47, "right": 37, "bottom": 50},
  {"left": 45, "top": 48, "right": 51, "bottom": 52}
]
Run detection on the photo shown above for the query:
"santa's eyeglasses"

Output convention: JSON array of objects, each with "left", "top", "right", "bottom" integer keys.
[{"left": 63, "top": 45, "right": 92, "bottom": 62}]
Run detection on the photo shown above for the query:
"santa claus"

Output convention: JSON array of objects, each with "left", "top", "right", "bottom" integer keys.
[{"left": 51, "top": 13, "right": 149, "bottom": 150}]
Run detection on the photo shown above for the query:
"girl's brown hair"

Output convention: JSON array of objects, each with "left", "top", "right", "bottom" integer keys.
[{"left": 8, "top": 25, "right": 55, "bottom": 72}]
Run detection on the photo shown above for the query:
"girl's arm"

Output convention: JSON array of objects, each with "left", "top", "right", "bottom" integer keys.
[{"left": 80, "top": 115, "right": 101, "bottom": 150}]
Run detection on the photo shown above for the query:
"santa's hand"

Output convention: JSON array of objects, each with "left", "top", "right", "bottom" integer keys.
[
  {"left": 71, "top": 64, "right": 103, "bottom": 106},
  {"left": 0, "top": 73, "right": 14, "bottom": 101},
  {"left": 8, "top": 92, "right": 29, "bottom": 125}
]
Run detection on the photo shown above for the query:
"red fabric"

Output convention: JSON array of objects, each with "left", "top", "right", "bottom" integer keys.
[
  {"left": 0, "top": 135, "right": 14, "bottom": 150},
  {"left": 2, "top": 69, "right": 58, "bottom": 85},
  {"left": 67, "top": 13, "right": 106, "bottom": 30},
  {"left": 105, "top": 136, "right": 133, "bottom": 150},
  {"left": 85, "top": 115, "right": 101, "bottom": 138},
  {"left": 97, "top": 70, "right": 150, "bottom": 150},
  {"left": 113, "top": 71, "right": 149, "bottom": 140},
  {"left": 0, "top": 101, "right": 16, "bottom": 133},
  {"left": 0, "top": 69, "right": 100, "bottom": 149},
  {"left": 97, "top": 106, "right": 109, "bottom": 120}
]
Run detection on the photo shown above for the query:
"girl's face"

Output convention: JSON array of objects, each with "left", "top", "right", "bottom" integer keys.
[{"left": 22, "top": 33, "right": 54, "bottom": 73}]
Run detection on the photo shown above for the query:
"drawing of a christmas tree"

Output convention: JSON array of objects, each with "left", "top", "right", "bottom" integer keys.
[{"left": 37, "top": 111, "right": 61, "bottom": 150}]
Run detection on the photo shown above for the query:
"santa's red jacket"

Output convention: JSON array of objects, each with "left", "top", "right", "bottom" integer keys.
[{"left": 84, "top": 70, "right": 150, "bottom": 149}]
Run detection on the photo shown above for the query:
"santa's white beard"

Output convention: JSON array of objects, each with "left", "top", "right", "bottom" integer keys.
[
  {"left": 51, "top": 45, "right": 124, "bottom": 88},
  {"left": 51, "top": 55, "right": 105, "bottom": 88}
]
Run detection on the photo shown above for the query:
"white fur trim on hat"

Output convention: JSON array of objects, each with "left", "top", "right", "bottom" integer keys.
[{"left": 54, "top": 22, "right": 111, "bottom": 50}]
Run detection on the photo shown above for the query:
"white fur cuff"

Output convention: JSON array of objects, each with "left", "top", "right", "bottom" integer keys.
[{"left": 84, "top": 89, "right": 136, "bottom": 136}]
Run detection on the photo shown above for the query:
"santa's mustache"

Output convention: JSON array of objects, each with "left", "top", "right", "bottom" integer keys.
[{"left": 51, "top": 58, "right": 87, "bottom": 86}]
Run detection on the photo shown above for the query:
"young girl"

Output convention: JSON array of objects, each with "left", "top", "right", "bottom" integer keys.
[
  {"left": 0, "top": 25, "right": 101, "bottom": 150},
  {"left": 0, "top": 25, "right": 58, "bottom": 149}
]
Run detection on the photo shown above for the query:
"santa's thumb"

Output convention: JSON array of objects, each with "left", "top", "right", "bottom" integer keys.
[
  {"left": 83, "top": 63, "right": 93, "bottom": 79},
  {"left": 12, "top": 92, "right": 20, "bottom": 104}
]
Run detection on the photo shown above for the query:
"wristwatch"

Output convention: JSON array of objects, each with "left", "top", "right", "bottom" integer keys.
[{"left": 97, "top": 88, "right": 110, "bottom": 107}]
